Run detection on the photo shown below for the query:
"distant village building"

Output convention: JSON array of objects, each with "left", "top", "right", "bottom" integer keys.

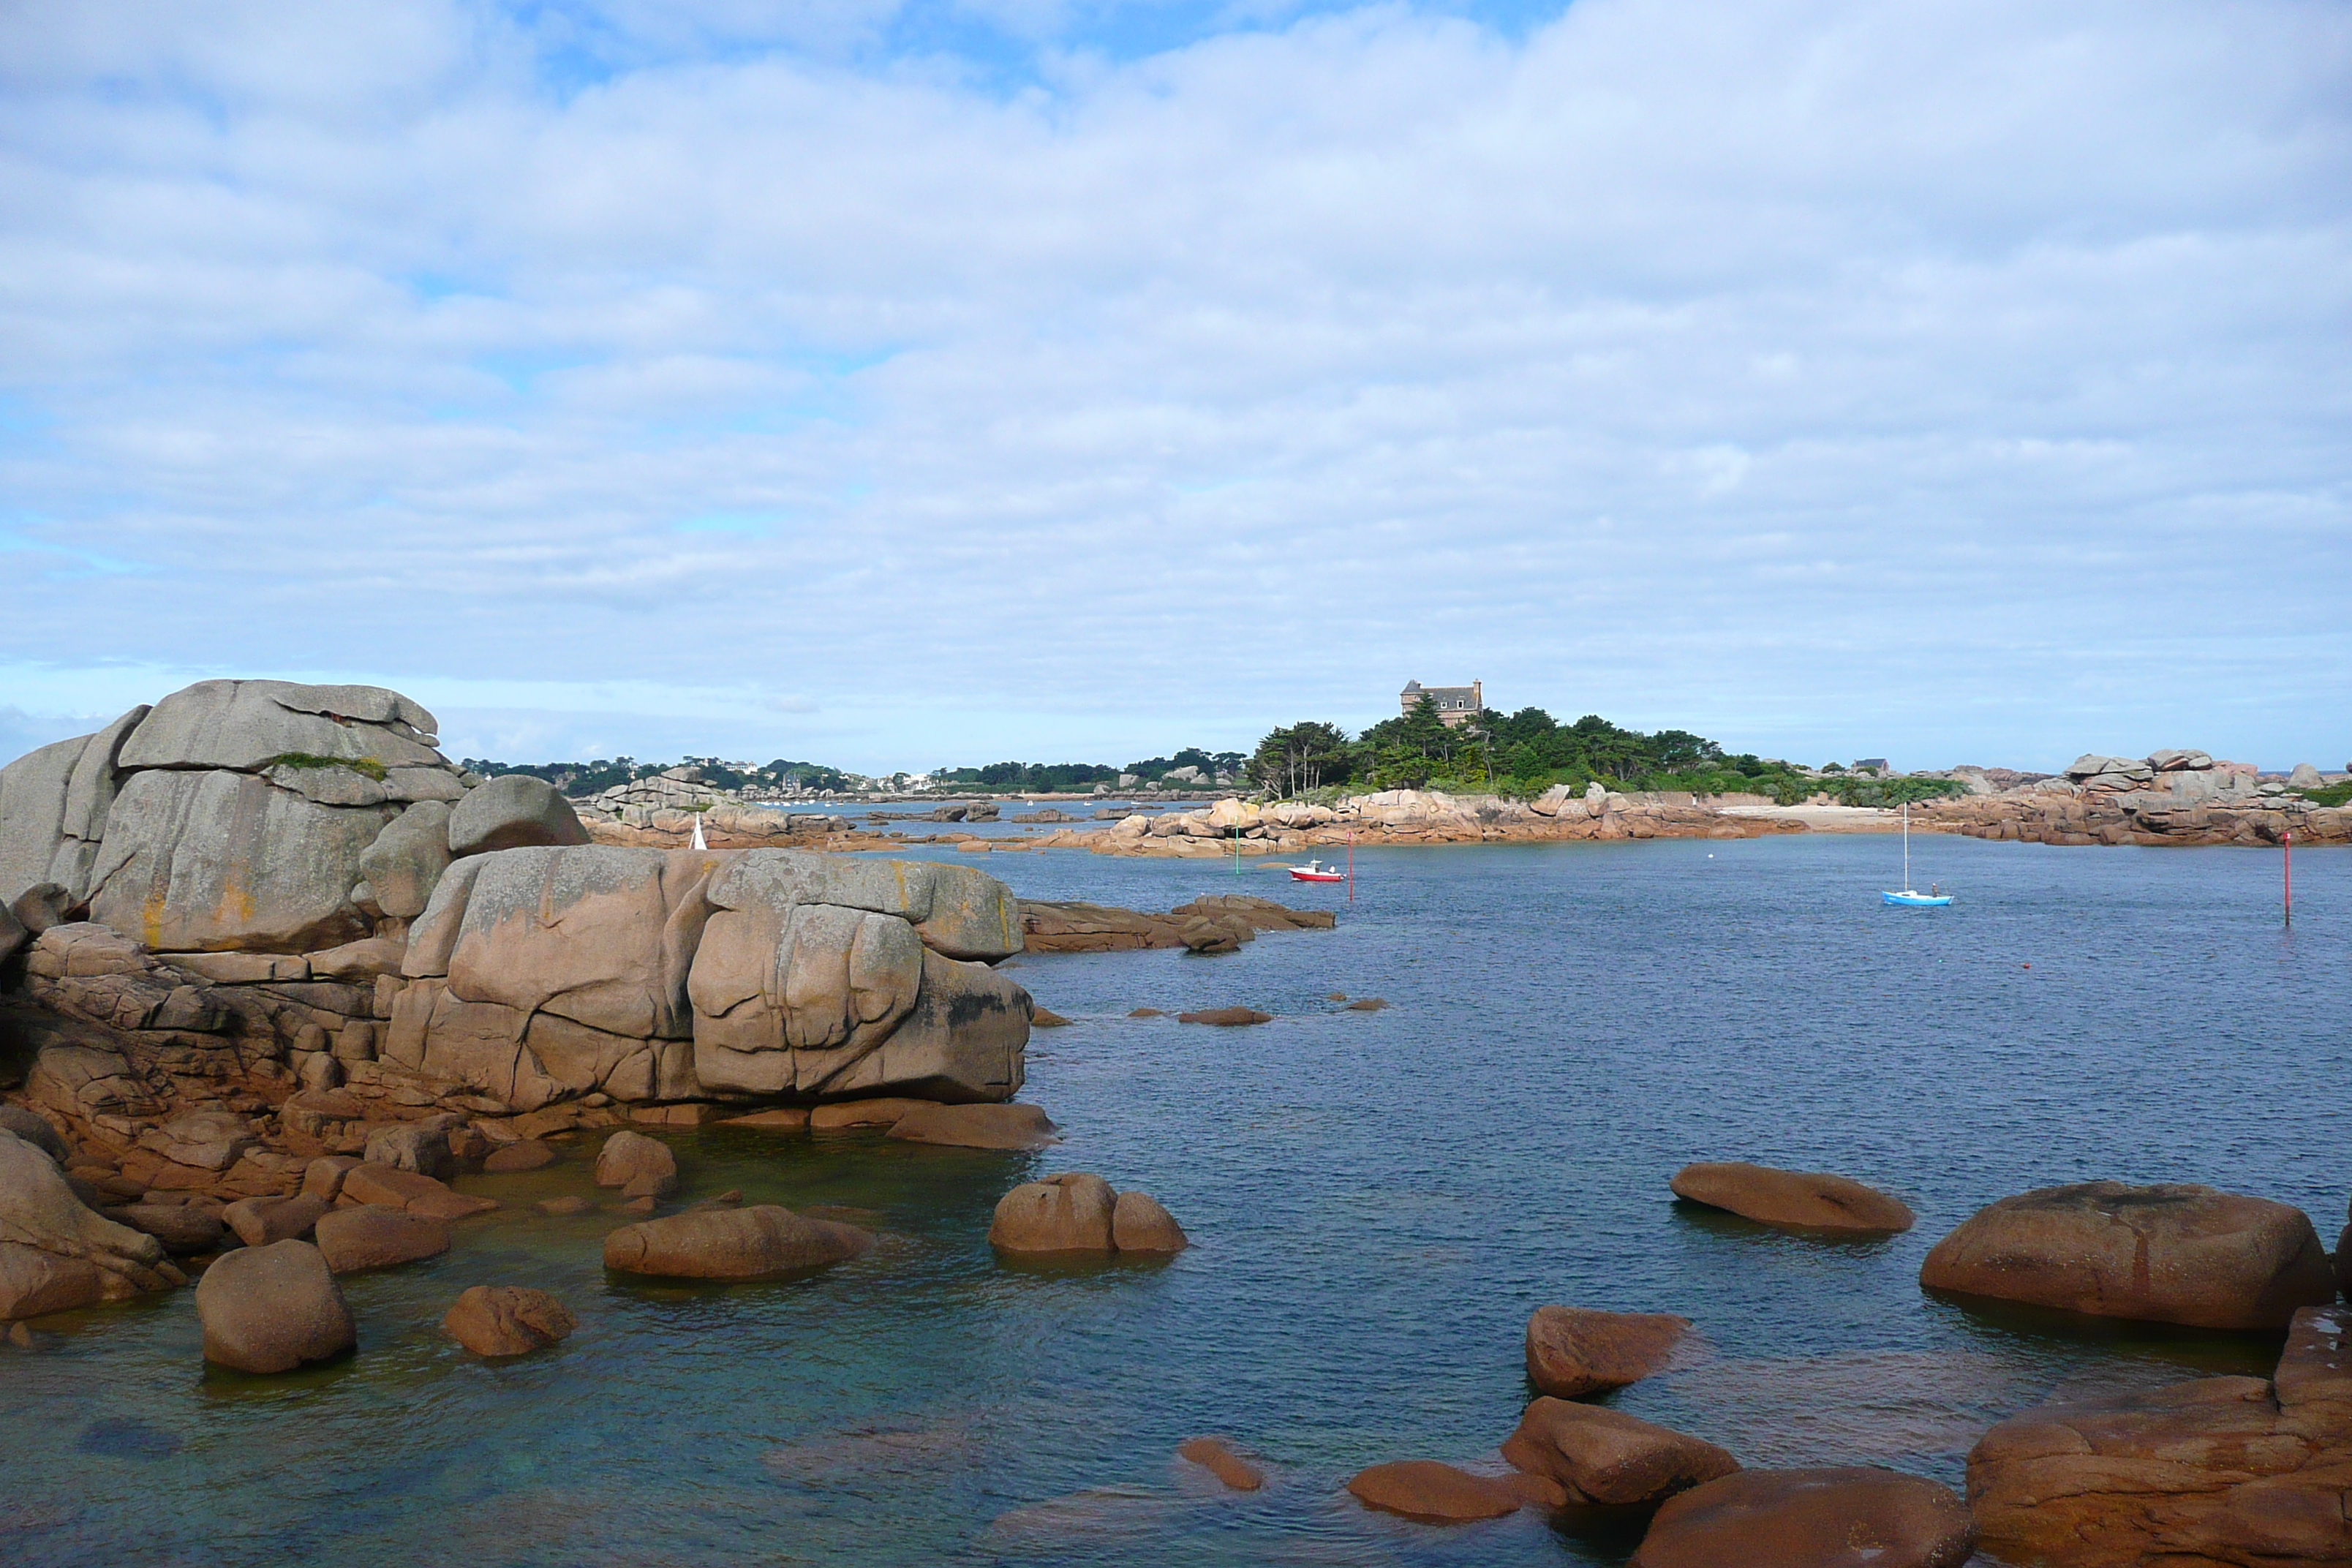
[{"left": 1401, "top": 679, "right": 1483, "bottom": 728}]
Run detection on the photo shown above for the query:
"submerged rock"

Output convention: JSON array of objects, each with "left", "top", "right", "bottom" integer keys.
[
  {"left": 482, "top": 1140, "right": 557, "bottom": 1173},
  {"left": 1346, "top": 1460, "right": 1560, "bottom": 1521},
  {"left": 1630, "top": 1466, "right": 1973, "bottom": 1568},
  {"left": 717, "top": 1107, "right": 812, "bottom": 1132},
  {"left": 1919, "top": 1180, "right": 2333, "bottom": 1329},
  {"left": 1177, "top": 1436, "right": 1263, "bottom": 1491},
  {"left": 1669, "top": 1161, "right": 1914, "bottom": 1234},
  {"left": 442, "top": 1285, "right": 577, "bottom": 1357},
  {"left": 886, "top": 1102, "right": 1058, "bottom": 1150},
  {"left": 602, "top": 1205, "right": 872, "bottom": 1279},
  {"left": 1177, "top": 1008, "right": 1273, "bottom": 1026},
  {"left": 1501, "top": 1397, "right": 1738, "bottom": 1507},
  {"left": 1525, "top": 1305, "right": 1691, "bottom": 1398},
  {"left": 196, "top": 1240, "right": 354, "bottom": 1373},
  {"left": 809, "top": 1098, "right": 932, "bottom": 1131}
]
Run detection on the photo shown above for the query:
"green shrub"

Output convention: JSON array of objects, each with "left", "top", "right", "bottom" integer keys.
[{"left": 263, "top": 752, "right": 387, "bottom": 781}]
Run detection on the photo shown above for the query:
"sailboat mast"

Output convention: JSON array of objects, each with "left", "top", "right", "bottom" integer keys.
[{"left": 1901, "top": 800, "right": 1910, "bottom": 889}]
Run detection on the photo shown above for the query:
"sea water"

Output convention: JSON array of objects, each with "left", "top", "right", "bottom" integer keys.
[{"left": 4, "top": 834, "right": 2345, "bottom": 1566}]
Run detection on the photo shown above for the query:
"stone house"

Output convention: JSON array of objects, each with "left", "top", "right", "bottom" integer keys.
[{"left": 1400, "top": 679, "right": 1483, "bottom": 728}]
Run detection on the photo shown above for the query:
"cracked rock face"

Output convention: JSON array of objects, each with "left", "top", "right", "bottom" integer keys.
[
  {"left": 391, "top": 845, "right": 1028, "bottom": 1110},
  {"left": 3, "top": 682, "right": 1032, "bottom": 1119},
  {"left": 1967, "top": 1304, "right": 2352, "bottom": 1567},
  {"left": 4, "top": 679, "right": 478, "bottom": 953}
]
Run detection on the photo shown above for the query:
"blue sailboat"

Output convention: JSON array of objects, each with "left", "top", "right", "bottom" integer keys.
[{"left": 1882, "top": 801, "right": 1954, "bottom": 906}]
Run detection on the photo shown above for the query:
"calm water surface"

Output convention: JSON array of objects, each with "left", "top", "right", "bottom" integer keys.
[{"left": 7, "top": 834, "right": 2347, "bottom": 1567}]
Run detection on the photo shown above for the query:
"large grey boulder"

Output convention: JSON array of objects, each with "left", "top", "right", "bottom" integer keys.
[
  {"left": 0, "top": 706, "right": 149, "bottom": 908},
  {"left": 86, "top": 769, "right": 395, "bottom": 951},
  {"left": 356, "top": 800, "right": 453, "bottom": 919},
  {"left": 195, "top": 1239, "right": 354, "bottom": 1372},
  {"left": 2290, "top": 763, "right": 2326, "bottom": 790},
  {"left": 0, "top": 736, "right": 83, "bottom": 908},
  {"left": 2065, "top": 753, "right": 2149, "bottom": 783},
  {"left": 446, "top": 775, "right": 589, "bottom": 856},
  {"left": 119, "top": 679, "right": 442, "bottom": 773},
  {"left": 10, "top": 882, "right": 73, "bottom": 935},
  {"left": 602, "top": 1205, "right": 872, "bottom": 1279}
]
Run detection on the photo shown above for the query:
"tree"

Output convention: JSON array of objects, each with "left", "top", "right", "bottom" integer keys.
[{"left": 1249, "top": 721, "right": 1353, "bottom": 797}]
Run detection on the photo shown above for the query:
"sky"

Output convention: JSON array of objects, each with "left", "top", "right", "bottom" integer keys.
[{"left": 2, "top": 0, "right": 2348, "bottom": 775}]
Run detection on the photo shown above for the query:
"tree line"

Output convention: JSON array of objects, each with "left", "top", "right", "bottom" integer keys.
[{"left": 1245, "top": 706, "right": 1956, "bottom": 805}]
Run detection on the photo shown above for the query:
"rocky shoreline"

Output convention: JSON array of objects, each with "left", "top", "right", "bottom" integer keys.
[
  {"left": 569, "top": 769, "right": 2351, "bottom": 860},
  {"left": 7, "top": 682, "right": 2351, "bottom": 1567}
]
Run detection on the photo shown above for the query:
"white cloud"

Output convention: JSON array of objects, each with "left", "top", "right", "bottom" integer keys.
[{"left": 0, "top": 0, "right": 2346, "bottom": 773}]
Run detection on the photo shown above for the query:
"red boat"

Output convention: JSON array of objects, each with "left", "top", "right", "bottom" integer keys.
[{"left": 1288, "top": 859, "right": 1348, "bottom": 883}]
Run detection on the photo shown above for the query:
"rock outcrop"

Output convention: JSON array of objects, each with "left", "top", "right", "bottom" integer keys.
[
  {"left": 1525, "top": 1305, "right": 1691, "bottom": 1398},
  {"left": 990, "top": 1173, "right": 1116, "bottom": 1252},
  {"left": 1019, "top": 896, "right": 1335, "bottom": 954},
  {"left": 1919, "top": 1181, "right": 2334, "bottom": 1329},
  {"left": 592, "top": 1130, "right": 678, "bottom": 1197},
  {"left": 1967, "top": 1303, "right": 2352, "bottom": 1567},
  {"left": 1631, "top": 1466, "right": 1975, "bottom": 1567},
  {"left": 393, "top": 844, "right": 1028, "bottom": 1112},
  {"left": 313, "top": 1206, "right": 452, "bottom": 1273},
  {"left": 987, "top": 1174, "right": 1186, "bottom": 1255},
  {"left": 442, "top": 1285, "right": 576, "bottom": 1357},
  {"left": 601, "top": 1205, "right": 873, "bottom": 1279},
  {"left": 1502, "top": 1397, "right": 1738, "bottom": 1507},
  {"left": 1109, "top": 1191, "right": 1188, "bottom": 1253},
  {"left": 1923, "top": 748, "right": 2351, "bottom": 847},
  {"left": 223, "top": 1193, "right": 330, "bottom": 1247},
  {"left": 195, "top": 1239, "right": 355, "bottom": 1373},
  {"left": 1670, "top": 1162, "right": 1915, "bottom": 1234},
  {"left": 0, "top": 1127, "right": 177, "bottom": 1318}
]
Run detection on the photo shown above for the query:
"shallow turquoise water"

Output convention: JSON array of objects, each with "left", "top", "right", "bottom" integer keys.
[{"left": 6, "top": 834, "right": 2348, "bottom": 1566}]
